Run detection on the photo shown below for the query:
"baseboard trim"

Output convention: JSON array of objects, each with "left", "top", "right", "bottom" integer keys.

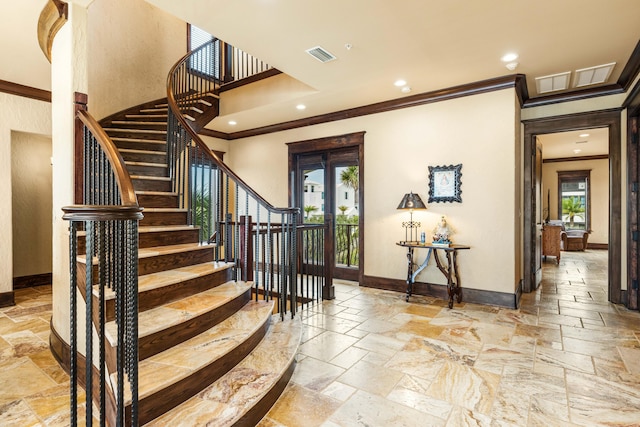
[
  {"left": 587, "top": 243, "right": 608, "bottom": 250},
  {"left": 13, "top": 273, "right": 52, "bottom": 289},
  {"left": 515, "top": 280, "right": 523, "bottom": 309},
  {"left": 0, "top": 291, "right": 15, "bottom": 308},
  {"left": 361, "top": 275, "right": 518, "bottom": 309}
]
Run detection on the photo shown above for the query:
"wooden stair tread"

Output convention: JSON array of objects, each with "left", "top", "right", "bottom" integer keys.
[
  {"left": 112, "top": 121, "right": 167, "bottom": 126},
  {"left": 125, "top": 161, "right": 167, "bottom": 167},
  {"left": 136, "top": 191, "right": 178, "bottom": 196},
  {"left": 104, "top": 128, "right": 166, "bottom": 134},
  {"left": 112, "top": 137, "right": 166, "bottom": 144},
  {"left": 131, "top": 175, "right": 171, "bottom": 181},
  {"left": 104, "top": 280, "right": 253, "bottom": 347},
  {"left": 119, "top": 148, "right": 164, "bottom": 155},
  {"left": 96, "top": 261, "right": 232, "bottom": 300},
  {"left": 146, "top": 315, "right": 301, "bottom": 426}
]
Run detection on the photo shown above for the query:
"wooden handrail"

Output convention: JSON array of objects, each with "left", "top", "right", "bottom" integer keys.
[
  {"left": 37, "top": 0, "right": 68, "bottom": 63},
  {"left": 166, "top": 47, "right": 298, "bottom": 216},
  {"left": 76, "top": 110, "right": 139, "bottom": 207}
]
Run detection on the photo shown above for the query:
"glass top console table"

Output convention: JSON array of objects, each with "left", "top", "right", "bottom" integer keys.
[{"left": 396, "top": 242, "right": 470, "bottom": 308}]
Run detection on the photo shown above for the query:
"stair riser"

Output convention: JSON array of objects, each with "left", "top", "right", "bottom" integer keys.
[
  {"left": 124, "top": 115, "right": 168, "bottom": 122},
  {"left": 133, "top": 179, "right": 172, "bottom": 192},
  {"left": 105, "top": 130, "right": 166, "bottom": 141},
  {"left": 139, "top": 211, "right": 187, "bottom": 226},
  {"left": 108, "top": 122, "right": 167, "bottom": 131},
  {"left": 127, "top": 164, "right": 168, "bottom": 177},
  {"left": 137, "top": 193, "right": 179, "bottom": 208},
  {"left": 76, "top": 227, "right": 198, "bottom": 254},
  {"left": 121, "top": 153, "right": 167, "bottom": 166},
  {"left": 132, "top": 313, "right": 268, "bottom": 426},
  {"left": 138, "top": 247, "right": 213, "bottom": 276},
  {"left": 101, "top": 267, "right": 232, "bottom": 322},
  {"left": 114, "top": 139, "right": 166, "bottom": 152}
]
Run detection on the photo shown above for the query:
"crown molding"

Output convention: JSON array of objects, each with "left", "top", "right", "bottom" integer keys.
[{"left": 200, "top": 74, "right": 526, "bottom": 140}]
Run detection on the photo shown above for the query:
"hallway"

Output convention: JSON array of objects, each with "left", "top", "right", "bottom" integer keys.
[{"left": 1, "top": 250, "right": 639, "bottom": 425}]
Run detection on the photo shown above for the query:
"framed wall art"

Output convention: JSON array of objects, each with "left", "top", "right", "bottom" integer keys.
[{"left": 428, "top": 164, "right": 462, "bottom": 203}]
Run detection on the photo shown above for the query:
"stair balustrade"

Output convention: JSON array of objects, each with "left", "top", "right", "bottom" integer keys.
[
  {"left": 64, "top": 110, "right": 141, "bottom": 426},
  {"left": 167, "top": 39, "right": 328, "bottom": 318}
]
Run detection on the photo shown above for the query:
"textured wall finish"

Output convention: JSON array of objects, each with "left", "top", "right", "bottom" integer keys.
[{"left": 11, "top": 131, "right": 53, "bottom": 277}]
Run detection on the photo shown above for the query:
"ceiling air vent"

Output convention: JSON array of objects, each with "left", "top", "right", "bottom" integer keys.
[
  {"left": 305, "top": 46, "right": 337, "bottom": 63},
  {"left": 535, "top": 71, "right": 571, "bottom": 94},
  {"left": 574, "top": 62, "right": 616, "bottom": 87}
]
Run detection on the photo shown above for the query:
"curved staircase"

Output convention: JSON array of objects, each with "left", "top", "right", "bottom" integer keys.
[{"left": 75, "top": 99, "right": 302, "bottom": 425}]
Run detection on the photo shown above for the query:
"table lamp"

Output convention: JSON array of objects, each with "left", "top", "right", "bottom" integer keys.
[{"left": 397, "top": 192, "right": 426, "bottom": 243}]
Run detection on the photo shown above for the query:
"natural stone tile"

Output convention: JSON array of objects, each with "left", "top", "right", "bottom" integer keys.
[
  {"left": 426, "top": 361, "right": 500, "bottom": 415},
  {"left": 329, "top": 389, "right": 445, "bottom": 427},
  {"left": 291, "top": 356, "right": 345, "bottom": 391},
  {"left": 267, "top": 383, "right": 341, "bottom": 427},
  {"left": 337, "top": 360, "right": 403, "bottom": 396}
]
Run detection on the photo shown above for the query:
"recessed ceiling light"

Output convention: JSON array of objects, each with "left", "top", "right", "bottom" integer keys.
[
  {"left": 401, "top": 86, "right": 411, "bottom": 93},
  {"left": 579, "top": 133, "right": 590, "bottom": 138},
  {"left": 296, "top": 104, "right": 306, "bottom": 110},
  {"left": 228, "top": 120, "right": 237, "bottom": 126},
  {"left": 573, "top": 149, "right": 582, "bottom": 154},
  {"left": 394, "top": 79, "right": 407, "bottom": 87},
  {"left": 501, "top": 53, "right": 519, "bottom": 62}
]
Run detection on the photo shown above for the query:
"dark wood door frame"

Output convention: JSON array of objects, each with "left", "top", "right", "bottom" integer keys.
[
  {"left": 523, "top": 109, "right": 622, "bottom": 303},
  {"left": 287, "top": 131, "right": 366, "bottom": 287},
  {"left": 624, "top": 81, "right": 640, "bottom": 310}
]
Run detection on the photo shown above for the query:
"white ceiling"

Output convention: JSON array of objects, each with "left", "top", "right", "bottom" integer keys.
[
  {"left": 146, "top": 0, "right": 640, "bottom": 133},
  {"left": 538, "top": 128, "right": 608, "bottom": 160}
]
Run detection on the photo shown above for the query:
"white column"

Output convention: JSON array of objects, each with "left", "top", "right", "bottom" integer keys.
[{"left": 50, "top": 1, "right": 88, "bottom": 344}]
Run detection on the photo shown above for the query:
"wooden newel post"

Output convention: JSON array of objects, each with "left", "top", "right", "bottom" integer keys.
[
  {"left": 74, "top": 92, "right": 88, "bottom": 204},
  {"left": 239, "top": 215, "right": 253, "bottom": 282}
]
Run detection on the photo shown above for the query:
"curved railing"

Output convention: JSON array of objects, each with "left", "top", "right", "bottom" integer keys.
[
  {"left": 167, "top": 40, "right": 310, "bottom": 317},
  {"left": 64, "top": 110, "right": 141, "bottom": 426}
]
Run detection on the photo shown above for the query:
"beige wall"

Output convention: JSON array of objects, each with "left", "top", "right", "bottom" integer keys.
[
  {"left": 0, "top": 93, "right": 52, "bottom": 294},
  {"left": 87, "top": 0, "right": 186, "bottom": 119},
  {"left": 11, "top": 131, "right": 53, "bottom": 277},
  {"left": 226, "top": 89, "right": 521, "bottom": 296},
  {"left": 542, "top": 158, "right": 609, "bottom": 245}
]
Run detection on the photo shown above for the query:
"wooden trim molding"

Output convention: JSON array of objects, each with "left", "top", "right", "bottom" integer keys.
[
  {"left": 37, "top": 0, "right": 68, "bottom": 63},
  {"left": 362, "top": 275, "right": 519, "bottom": 309},
  {"left": 543, "top": 154, "right": 608, "bottom": 164},
  {"left": 13, "top": 273, "right": 52, "bottom": 289},
  {"left": 618, "top": 40, "right": 640, "bottom": 92},
  {"left": 587, "top": 243, "right": 608, "bottom": 250},
  {"left": 0, "top": 291, "right": 15, "bottom": 308},
  {"left": 0, "top": 79, "right": 51, "bottom": 102}
]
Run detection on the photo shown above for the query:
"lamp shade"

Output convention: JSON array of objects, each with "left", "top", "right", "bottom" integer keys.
[{"left": 397, "top": 192, "right": 426, "bottom": 210}]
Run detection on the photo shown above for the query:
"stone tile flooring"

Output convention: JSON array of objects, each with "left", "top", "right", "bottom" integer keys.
[
  {"left": 1, "top": 250, "right": 640, "bottom": 426},
  {"left": 261, "top": 250, "right": 640, "bottom": 426}
]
